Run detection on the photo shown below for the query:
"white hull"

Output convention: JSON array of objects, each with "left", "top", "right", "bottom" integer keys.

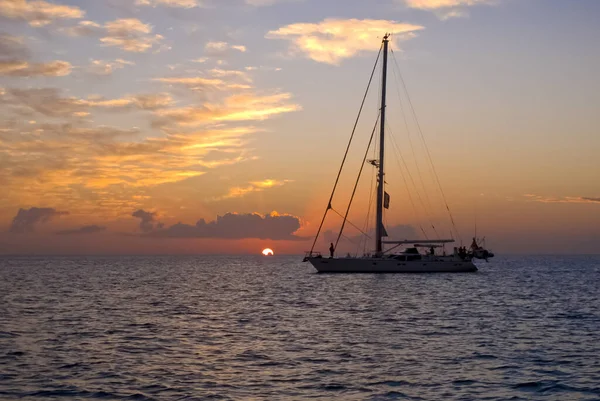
[{"left": 307, "top": 257, "right": 477, "bottom": 273}]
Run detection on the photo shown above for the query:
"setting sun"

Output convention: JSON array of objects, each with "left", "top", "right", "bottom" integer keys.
[{"left": 262, "top": 248, "right": 274, "bottom": 256}]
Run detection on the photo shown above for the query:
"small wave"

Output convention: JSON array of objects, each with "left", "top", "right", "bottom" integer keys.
[
  {"left": 58, "top": 362, "right": 85, "bottom": 369},
  {"left": 297, "top": 356, "right": 331, "bottom": 364},
  {"left": 367, "top": 390, "right": 409, "bottom": 400},
  {"left": 453, "top": 379, "right": 476, "bottom": 385},
  {"left": 2, "top": 254, "right": 600, "bottom": 400},
  {"left": 24, "top": 389, "right": 126, "bottom": 399},
  {"left": 125, "top": 393, "right": 156, "bottom": 400},
  {"left": 490, "top": 364, "right": 520, "bottom": 370},
  {"left": 514, "top": 381, "right": 544, "bottom": 390},
  {"left": 257, "top": 361, "right": 284, "bottom": 367},
  {"left": 89, "top": 391, "right": 117, "bottom": 399},
  {"left": 513, "top": 380, "right": 584, "bottom": 394},
  {"left": 370, "top": 380, "right": 411, "bottom": 387},
  {"left": 320, "top": 383, "right": 347, "bottom": 391},
  {"left": 236, "top": 350, "right": 271, "bottom": 361},
  {"left": 473, "top": 352, "right": 497, "bottom": 360}
]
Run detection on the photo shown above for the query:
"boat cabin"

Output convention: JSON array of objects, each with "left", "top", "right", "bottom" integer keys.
[{"left": 392, "top": 247, "right": 422, "bottom": 261}]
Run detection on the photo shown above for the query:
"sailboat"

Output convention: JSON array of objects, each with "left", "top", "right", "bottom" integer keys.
[{"left": 304, "top": 34, "right": 478, "bottom": 273}]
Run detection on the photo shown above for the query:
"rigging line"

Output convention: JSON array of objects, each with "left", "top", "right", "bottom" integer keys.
[
  {"left": 386, "top": 131, "right": 429, "bottom": 240},
  {"left": 357, "top": 139, "right": 378, "bottom": 256},
  {"left": 386, "top": 120, "right": 436, "bottom": 239},
  {"left": 389, "top": 47, "right": 437, "bottom": 224},
  {"left": 309, "top": 44, "right": 383, "bottom": 254},
  {"left": 359, "top": 107, "right": 380, "bottom": 256},
  {"left": 387, "top": 120, "right": 439, "bottom": 240},
  {"left": 330, "top": 207, "right": 372, "bottom": 239},
  {"left": 335, "top": 114, "right": 380, "bottom": 250},
  {"left": 390, "top": 48, "right": 462, "bottom": 243},
  {"left": 339, "top": 232, "right": 361, "bottom": 246},
  {"left": 389, "top": 49, "right": 447, "bottom": 240},
  {"left": 357, "top": 147, "right": 377, "bottom": 256},
  {"left": 390, "top": 49, "right": 459, "bottom": 241},
  {"left": 356, "top": 128, "right": 377, "bottom": 254}
]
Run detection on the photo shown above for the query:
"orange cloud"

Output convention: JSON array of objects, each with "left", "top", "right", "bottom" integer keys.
[
  {"left": 209, "top": 68, "right": 252, "bottom": 82},
  {"left": 100, "top": 18, "right": 164, "bottom": 53},
  {"left": 0, "top": 0, "right": 84, "bottom": 27},
  {"left": 405, "top": 0, "right": 492, "bottom": 9},
  {"left": 153, "top": 76, "right": 225, "bottom": 90},
  {"left": 0, "top": 60, "right": 71, "bottom": 77},
  {"left": 87, "top": 59, "right": 135, "bottom": 75},
  {"left": 57, "top": 17, "right": 164, "bottom": 53},
  {"left": 154, "top": 92, "right": 300, "bottom": 126},
  {"left": 0, "top": 118, "right": 260, "bottom": 216},
  {"left": 59, "top": 20, "right": 103, "bottom": 37},
  {"left": 135, "top": 0, "right": 200, "bottom": 8},
  {"left": 267, "top": 18, "right": 424, "bottom": 64},
  {"left": 523, "top": 194, "right": 600, "bottom": 204},
  {"left": 404, "top": 0, "right": 496, "bottom": 19},
  {"left": 153, "top": 71, "right": 253, "bottom": 91},
  {"left": 1, "top": 87, "right": 174, "bottom": 117},
  {"left": 218, "top": 179, "right": 292, "bottom": 200},
  {"left": 205, "top": 41, "right": 247, "bottom": 55}
]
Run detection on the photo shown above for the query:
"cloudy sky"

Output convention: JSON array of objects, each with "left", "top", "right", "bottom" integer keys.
[{"left": 1, "top": 0, "right": 599, "bottom": 255}]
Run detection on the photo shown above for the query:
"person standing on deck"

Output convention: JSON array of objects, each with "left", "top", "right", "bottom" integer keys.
[{"left": 329, "top": 243, "right": 335, "bottom": 258}]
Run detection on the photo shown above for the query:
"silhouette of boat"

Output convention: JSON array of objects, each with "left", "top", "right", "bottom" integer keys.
[{"left": 304, "top": 34, "right": 481, "bottom": 273}]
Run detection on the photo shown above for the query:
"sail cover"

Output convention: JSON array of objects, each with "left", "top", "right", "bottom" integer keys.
[
  {"left": 381, "top": 222, "right": 388, "bottom": 237},
  {"left": 384, "top": 192, "right": 390, "bottom": 209}
]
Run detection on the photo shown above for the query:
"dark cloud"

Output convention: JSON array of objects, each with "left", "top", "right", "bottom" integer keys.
[
  {"left": 147, "top": 212, "right": 304, "bottom": 240},
  {"left": 4, "top": 87, "right": 85, "bottom": 117},
  {"left": 0, "top": 33, "right": 30, "bottom": 59},
  {"left": 1, "top": 87, "right": 172, "bottom": 118},
  {"left": 56, "top": 225, "right": 106, "bottom": 235},
  {"left": 383, "top": 224, "right": 419, "bottom": 240},
  {"left": 9, "top": 207, "right": 69, "bottom": 233},
  {"left": 132, "top": 209, "right": 158, "bottom": 232},
  {"left": 582, "top": 197, "right": 600, "bottom": 203},
  {"left": 0, "top": 34, "right": 71, "bottom": 77}
]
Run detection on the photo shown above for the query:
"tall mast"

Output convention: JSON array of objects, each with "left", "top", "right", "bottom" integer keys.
[{"left": 375, "top": 34, "right": 389, "bottom": 255}]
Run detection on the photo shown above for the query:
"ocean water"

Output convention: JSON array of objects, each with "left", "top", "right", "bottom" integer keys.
[{"left": 1, "top": 255, "right": 599, "bottom": 400}]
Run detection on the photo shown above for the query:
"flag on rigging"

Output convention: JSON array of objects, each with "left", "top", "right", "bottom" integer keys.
[{"left": 384, "top": 192, "right": 390, "bottom": 209}]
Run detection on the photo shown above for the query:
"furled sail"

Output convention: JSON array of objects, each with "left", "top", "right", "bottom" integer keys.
[{"left": 381, "top": 222, "right": 388, "bottom": 237}]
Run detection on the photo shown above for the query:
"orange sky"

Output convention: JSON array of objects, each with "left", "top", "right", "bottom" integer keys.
[{"left": 1, "top": 0, "right": 599, "bottom": 254}]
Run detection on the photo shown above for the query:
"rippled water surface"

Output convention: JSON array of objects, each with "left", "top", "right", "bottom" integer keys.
[{"left": 1, "top": 255, "right": 600, "bottom": 400}]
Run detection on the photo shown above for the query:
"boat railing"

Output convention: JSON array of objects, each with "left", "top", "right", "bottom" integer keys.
[{"left": 302, "top": 251, "right": 322, "bottom": 262}]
